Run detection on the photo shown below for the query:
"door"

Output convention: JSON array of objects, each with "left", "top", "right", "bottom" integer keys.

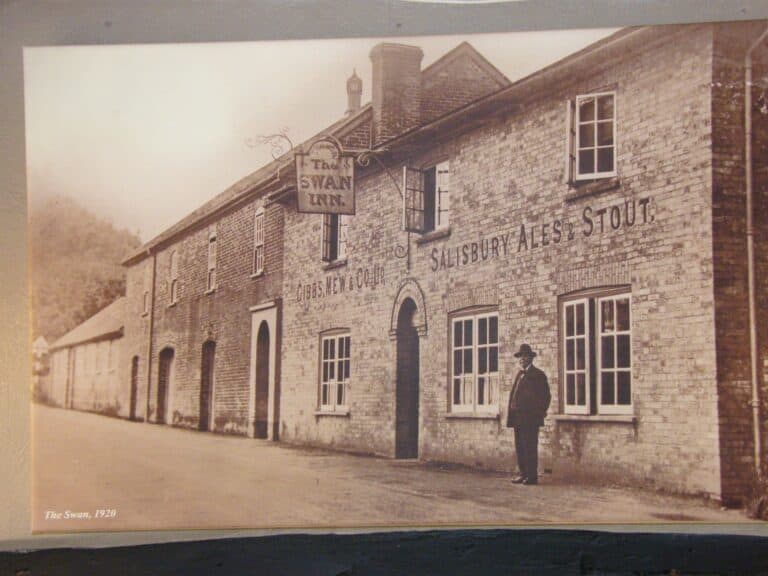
[
  {"left": 248, "top": 303, "right": 280, "bottom": 440},
  {"left": 157, "top": 347, "right": 174, "bottom": 424},
  {"left": 199, "top": 341, "right": 215, "bottom": 431},
  {"left": 395, "top": 298, "right": 420, "bottom": 459},
  {"left": 254, "top": 322, "right": 270, "bottom": 438},
  {"left": 129, "top": 356, "right": 139, "bottom": 420}
]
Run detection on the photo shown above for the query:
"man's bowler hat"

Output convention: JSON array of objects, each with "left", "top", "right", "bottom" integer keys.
[{"left": 513, "top": 343, "right": 537, "bottom": 358}]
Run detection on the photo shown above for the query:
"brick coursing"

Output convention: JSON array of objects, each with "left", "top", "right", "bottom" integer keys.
[
  {"left": 339, "top": 112, "right": 372, "bottom": 150},
  {"left": 280, "top": 25, "right": 729, "bottom": 498},
  {"left": 116, "top": 23, "right": 768, "bottom": 503},
  {"left": 711, "top": 21, "right": 768, "bottom": 504},
  {"left": 421, "top": 53, "right": 506, "bottom": 124},
  {"left": 371, "top": 44, "right": 423, "bottom": 145},
  {"left": 123, "top": 198, "right": 284, "bottom": 434}
]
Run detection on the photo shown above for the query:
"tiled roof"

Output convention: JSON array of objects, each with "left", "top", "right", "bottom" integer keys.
[
  {"left": 122, "top": 29, "right": 659, "bottom": 266},
  {"left": 52, "top": 297, "right": 125, "bottom": 350}
]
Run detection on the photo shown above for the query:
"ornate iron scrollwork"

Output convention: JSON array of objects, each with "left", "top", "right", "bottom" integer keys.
[
  {"left": 250, "top": 134, "right": 412, "bottom": 269},
  {"left": 247, "top": 131, "right": 295, "bottom": 160},
  {"left": 354, "top": 148, "right": 411, "bottom": 268}
]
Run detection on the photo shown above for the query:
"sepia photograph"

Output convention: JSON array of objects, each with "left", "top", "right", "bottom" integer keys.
[{"left": 25, "top": 18, "right": 768, "bottom": 533}]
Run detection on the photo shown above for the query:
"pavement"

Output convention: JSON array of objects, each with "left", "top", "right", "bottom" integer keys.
[{"left": 32, "top": 403, "right": 750, "bottom": 532}]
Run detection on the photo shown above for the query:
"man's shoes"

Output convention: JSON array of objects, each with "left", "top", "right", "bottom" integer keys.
[
  {"left": 522, "top": 477, "right": 538, "bottom": 485},
  {"left": 510, "top": 475, "right": 526, "bottom": 484}
]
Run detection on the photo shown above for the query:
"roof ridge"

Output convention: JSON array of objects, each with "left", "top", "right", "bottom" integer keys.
[
  {"left": 123, "top": 103, "right": 373, "bottom": 264},
  {"left": 422, "top": 40, "right": 510, "bottom": 87},
  {"left": 52, "top": 296, "right": 126, "bottom": 350}
]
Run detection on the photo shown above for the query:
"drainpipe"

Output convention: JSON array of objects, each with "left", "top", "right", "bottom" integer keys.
[
  {"left": 745, "top": 24, "right": 768, "bottom": 480},
  {"left": 145, "top": 249, "right": 157, "bottom": 422}
]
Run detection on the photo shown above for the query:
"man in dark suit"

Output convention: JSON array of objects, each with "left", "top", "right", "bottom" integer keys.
[{"left": 506, "top": 343, "right": 551, "bottom": 485}]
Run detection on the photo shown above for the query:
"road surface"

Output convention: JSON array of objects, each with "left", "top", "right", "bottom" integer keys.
[{"left": 32, "top": 404, "right": 748, "bottom": 532}]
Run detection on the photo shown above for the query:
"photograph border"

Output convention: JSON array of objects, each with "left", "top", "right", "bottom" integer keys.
[{"left": 3, "top": 0, "right": 768, "bottom": 551}]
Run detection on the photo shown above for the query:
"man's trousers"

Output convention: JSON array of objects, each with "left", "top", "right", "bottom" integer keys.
[{"left": 513, "top": 422, "right": 540, "bottom": 481}]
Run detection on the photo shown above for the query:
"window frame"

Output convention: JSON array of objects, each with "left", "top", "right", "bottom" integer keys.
[
  {"left": 206, "top": 225, "right": 217, "bottom": 292},
  {"left": 142, "top": 263, "right": 151, "bottom": 315},
  {"left": 449, "top": 309, "right": 500, "bottom": 415},
  {"left": 169, "top": 250, "right": 179, "bottom": 305},
  {"left": 562, "top": 297, "right": 591, "bottom": 415},
  {"left": 253, "top": 207, "right": 265, "bottom": 275},
  {"left": 403, "top": 160, "right": 450, "bottom": 234},
  {"left": 318, "top": 330, "right": 351, "bottom": 413},
  {"left": 559, "top": 288, "right": 633, "bottom": 416},
  {"left": 568, "top": 91, "right": 617, "bottom": 182},
  {"left": 424, "top": 160, "right": 450, "bottom": 233},
  {"left": 596, "top": 293, "right": 633, "bottom": 415},
  {"left": 321, "top": 213, "right": 348, "bottom": 263}
]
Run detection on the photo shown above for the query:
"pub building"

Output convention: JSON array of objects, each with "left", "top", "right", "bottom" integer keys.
[{"left": 120, "top": 21, "right": 768, "bottom": 505}]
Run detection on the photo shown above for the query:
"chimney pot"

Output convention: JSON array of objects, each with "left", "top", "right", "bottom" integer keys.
[{"left": 346, "top": 69, "right": 362, "bottom": 115}]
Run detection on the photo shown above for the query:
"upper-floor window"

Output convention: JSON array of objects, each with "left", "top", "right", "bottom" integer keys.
[
  {"left": 321, "top": 214, "right": 348, "bottom": 263},
  {"left": 403, "top": 160, "right": 450, "bottom": 234},
  {"left": 169, "top": 250, "right": 179, "bottom": 304},
  {"left": 561, "top": 289, "right": 632, "bottom": 415},
  {"left": 566, "top": 92, "right": 616, "bottom": 181},
  {"left": 451, "top": 310, "right": 499, "bottom": 414},
  {"left": 253, "top": 208, "right": 265, "bottom": 275},
  {"left": 207, "top": 226, "right": 217, "bottom": 292},
  {"left": 142, "top": 263, "right": 151, "bottom": 315},
  {"left": 319, "top": 331, "right": 350, "bottom": 412}
]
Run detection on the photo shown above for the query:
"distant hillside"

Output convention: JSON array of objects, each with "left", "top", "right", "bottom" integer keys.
[{"left": 29, "top": 195, "right": 142, "bottom": 342}]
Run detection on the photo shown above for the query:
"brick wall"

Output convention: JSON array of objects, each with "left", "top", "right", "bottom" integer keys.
[
  {"left": 421, "top": 49, "right": 507, "bottom": 124},
  {"left": 711, "top": 21, "right": 768, "bottom": 504},
  {"left": 122, "top": 259, "right": 154, "bottom": 420},
  {"left": 116, "top": 23, "right": 765, "bottom": 501},
  {"left": 371, "top": 44, "right": 423, "bottom": 145},
  {"left": 280, "top": 25, "right": 726, "bottom": 498},
  {"left": 123, "top": 196, "right": 284, "bottom": 435},
  {"left": 339, "top": 110, "right": 372, "bottom": 150},
  {"left": 756, "top": 30, "right": 768, "bottom": 501}
]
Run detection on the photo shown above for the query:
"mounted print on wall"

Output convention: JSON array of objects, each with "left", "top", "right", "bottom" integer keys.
[{"left": 25, "top": 19, "right": 768, "bottom": 532}]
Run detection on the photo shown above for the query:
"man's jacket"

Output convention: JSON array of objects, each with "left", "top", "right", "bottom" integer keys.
[{"left": 506, "top": 364, "right": 551, "bottom": 428}]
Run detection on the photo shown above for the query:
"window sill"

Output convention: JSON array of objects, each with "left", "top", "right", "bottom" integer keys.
[
  {"left": 322, "top": 258, "right": 347, "bottom": 271},
  {"left": 415, "top": 227, "right": 451, "bottom": 245},
  {"left": 553, "top": 414, "right": 636, "bottom": 424},
  {"left": 446, "top": 411, "right": 499, "bottom": 420},
  {"left": 315, "top": 409, "right": 350, "bottom": 417},
  {"left": 565, "top": 176, "right": 621, "bottom": 203}
]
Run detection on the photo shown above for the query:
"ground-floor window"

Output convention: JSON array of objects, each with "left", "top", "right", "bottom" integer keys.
[
  {"left": 451, "top": 310, "right": 499, "bottom": 413},
  {"left": 561, "top": 289, "right": 632, "bottom": 415},
  {"left": 319, "top": 331, "right": 350, "bottom": 412}
]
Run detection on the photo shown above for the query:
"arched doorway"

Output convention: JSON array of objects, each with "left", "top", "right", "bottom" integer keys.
[
  {"left": 129, "top": 356, "right": 139, "bottom": 420},
  {"left": 254, "top": 321, "right": 270, "bottom": 438},
  {"left": 395, "top": 298, "right": 420, "bottom": 459},
  {"left": 157, "top": 347, "right": 175, "bottom": 424},
  {"left": 199, "top": 341, "right": 216, "bottom": 431}
]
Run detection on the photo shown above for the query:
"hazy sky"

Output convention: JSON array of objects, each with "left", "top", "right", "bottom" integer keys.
[{"left": 24, "top": 28, "right": 617, "bottom": 242}]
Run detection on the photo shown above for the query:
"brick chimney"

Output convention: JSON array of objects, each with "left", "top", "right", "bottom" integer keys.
[
  {"left": 369, "top": 43, "right": 423, "bottom": 145},
  {"left": 346, "top": 69, "right": 362, "bottom": 116}
]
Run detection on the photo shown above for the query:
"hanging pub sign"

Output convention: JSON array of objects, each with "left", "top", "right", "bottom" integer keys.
[{"left": 295, "top": 137, "right": 356, "bottom": 215}]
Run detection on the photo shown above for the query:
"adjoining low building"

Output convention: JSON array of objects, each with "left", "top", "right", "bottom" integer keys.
[
  {"left": 120, "top": 22, "right": 768, "bottom": 505},
  {"left": 49, "top": 297, "right": 126, "bottom": 417}
]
